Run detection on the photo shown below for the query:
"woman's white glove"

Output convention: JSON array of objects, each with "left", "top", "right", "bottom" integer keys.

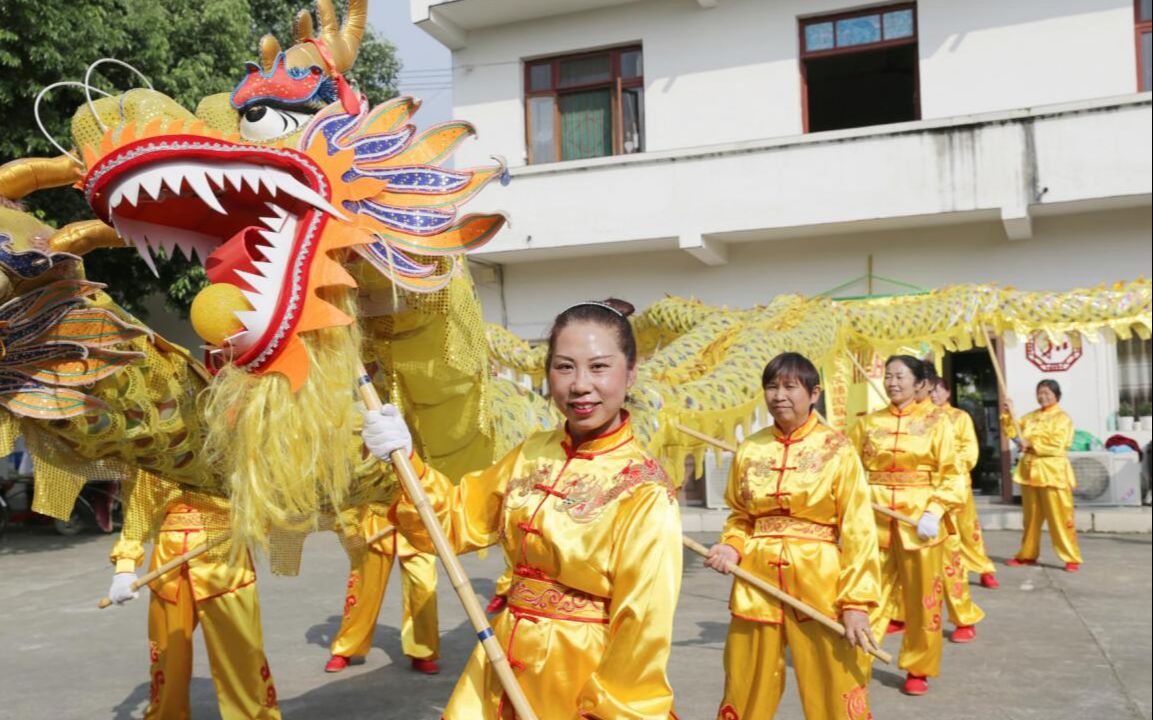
[
  {"left": 108, "top": 572, "right": 139, "bottom": 604},
  {"left": 362, "top": 404, "right": 413, "bottom": 460},
  {"left": 916, "top": 511, "right": 941, "bottom": 540}
]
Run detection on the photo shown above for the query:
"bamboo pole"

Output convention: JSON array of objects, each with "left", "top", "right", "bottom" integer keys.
[
  {"left": 977, "top": 324, "right": 1024, "bottom": 436},
  {"left": 364, "top": 525, "right": 394, "bottom": 546},
  {"left": 843, "top": 349, "right": 888, "bottom": 404},
  {"left": 674, "top": 423, "right": 918, "bottom": 527},
  {"left": 355, "top": 368, "right": 538, "bottom": 720},
  {"left": 98, "top": 531, "right": 231, "bottom": 609},
  {"left": 683, "top": 536, "right": 892, "bottom": 664}
]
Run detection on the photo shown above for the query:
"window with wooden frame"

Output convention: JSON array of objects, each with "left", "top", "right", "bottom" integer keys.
[
  {"left": 799, "top": 4, "right": 920, "bottom": 133},
  {"left": 1138, "top": 0, "right": 1152, "bottom": 91},
  {"left": 524, "top": 46, "right": 644, "bottom": 164}
]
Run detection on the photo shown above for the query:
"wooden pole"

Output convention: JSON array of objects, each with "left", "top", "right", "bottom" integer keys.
[
  {"left": 977, "top": 325, "right": 1023, "bottom": 436},
  {"left": 364, "top": 525, "right": 394, "bottom": 547},
  {"left": 844, "top": 350, "right": 888, "bottom": 405},
  {"left": 683, "top": 536, "right": 892, "bottom": 664},
  {"left": 98, "top": 531, "right": 231, "bottom": 609},
  {"left": 355, "top": 368, "right": 538, "bottom": 720},
  {"left": 674, "top": 423, "right": 917, "bottom": 527}
]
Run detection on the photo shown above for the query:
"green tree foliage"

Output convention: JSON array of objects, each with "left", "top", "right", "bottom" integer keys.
[{"left": 0, "top": 0, "right": 400, "bottom": 317}]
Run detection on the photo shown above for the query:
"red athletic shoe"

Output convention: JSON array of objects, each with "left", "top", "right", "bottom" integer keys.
[
  {"left": 486, "top": 594, "right": 507, "bottom": 614},
  {"left": 1005, "top": 558, "right": 1036, "bottom": 567},
  {"left": 886, "top": 620, "right": 905, "bottom": 635},
  {"left": 903, "top": 674, "right": 929, "bottom": 695},
  {"left": 1064, "top": 562, "right": 1081, "bottom": 573},
  {"left": 979, "top": 573, "right": 1000, "bottom": 589},
  {"left": 324, "top": 655, "right": 350, "bottom": 673},
  {"left": 411, "top": 658, "right": 440, "bottom": 675},
  {"left": 951, "top": 626, "right": 977, "bottom": 643}
]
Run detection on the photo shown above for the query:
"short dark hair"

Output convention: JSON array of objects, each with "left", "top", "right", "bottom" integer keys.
[
  {"left": 921, "top": 360, "right": 940, "bottom": 383},
  {"left": 1037, "top": 379, "right": 1062, "bottom": 400},
  {"left": 761, "top": 352, "right": 821, "bottom": 392},
  {"left": 546, "top": 298, "right": 637, "bottom": 369},
  {"left": 933, "top": 377, "right": 952, "bottom": 394},
  {"left": 885, "top": 354, "right": 928, "bottom": 382}
]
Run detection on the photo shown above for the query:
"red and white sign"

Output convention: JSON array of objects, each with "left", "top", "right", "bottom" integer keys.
[{"left": 1025, "top": 332, "right": 1082, "bottom": 372}]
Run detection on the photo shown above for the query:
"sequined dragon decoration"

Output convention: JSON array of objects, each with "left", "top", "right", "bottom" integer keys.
[
  {"left": 487, "top": 281, "right": 1153, "bottom": 473},
  {"left": 0, "top": 0, "right": 554, "bottom": 570}
]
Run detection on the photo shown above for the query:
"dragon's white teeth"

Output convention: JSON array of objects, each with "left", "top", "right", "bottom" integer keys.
[
  {"left": 264, "top": 202, "right": 288, "bottom": 219},
  {"left": 205, "top": 167, "right": 225, "bottom": 190},
  {"left": 269, "top": 171, "right": 345, "bottom": 219},
  {"left": 259, "top": 215, "right": 287, "bottom": 232},
  {"left": 224, "top": 169, "right": 245, "bottom": 192},
  {"left": 161, "top": 171, "right": 184, "bottom": 196},
  {"left": 140, "top": 173, "right": 165, "bottom": 201},
  {"left": 186, "top": 171, "right": 228, "bottom": 215},
  {"left": 122, "top": 181, "right": 141, "bottom": 207},
  {"left": 259, "top": 173, "right": 279, "bottom": 197},
  {"left": 241, "top": 170, "right": 263, "bottom": 193},
  {"left": 133, "top": 235, "right": 160, "bottom": 277}
]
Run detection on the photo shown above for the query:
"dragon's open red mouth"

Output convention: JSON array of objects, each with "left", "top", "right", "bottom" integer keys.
[{"left": 84, "top": 137, "right": 345, "bottom": 359}]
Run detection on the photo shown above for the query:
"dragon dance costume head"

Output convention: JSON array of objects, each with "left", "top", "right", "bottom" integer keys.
[{"left": 38, "top": 0, "right": 506, "bottom": 547}]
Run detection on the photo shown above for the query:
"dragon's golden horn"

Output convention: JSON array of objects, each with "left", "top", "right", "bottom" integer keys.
[
  {"left": 0, "top": 155, "right": 83, "bottom": 201},
  {"left": 293, "top": 9, "right": 315, "bottom": 44},
  {"left": 48, "top": 219, "right": 123, "bottom": 256},
  {"left": 261, "top": 34, "right": 283, "bottom": 73}
]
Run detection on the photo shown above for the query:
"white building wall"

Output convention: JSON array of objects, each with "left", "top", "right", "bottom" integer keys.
[{"left": 446, "top": 0, "right": 1145, "bottom": 169}]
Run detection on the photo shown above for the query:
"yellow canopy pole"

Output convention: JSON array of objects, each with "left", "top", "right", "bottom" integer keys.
[
  {"left": 355, "top": 367, "right": 538, "bottom": 720},
  {"left": 843, "top": 350, "right": 889, "bottom": 405},
  {"left": 977, "top": 325, "right": 1024, "bottom": 436}
]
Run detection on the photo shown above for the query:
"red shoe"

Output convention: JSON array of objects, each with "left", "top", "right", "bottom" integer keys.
[
  {"left": 979, "top": 573, "right": 1000, "bottom": 589},
  {"left": 411, "top": 657, "right": 440, "bottom": 675},
  {"left": 1064, "top": 562, "right": 1081, "bottom": 573},
  {"left": 886, "top": 620, "right": 905, "bottom": 635},
  {"left": 324, "top": 655, "right": 350, "bottom": 673},
  {"left": 486, "top": 594, "right": 507, "bottom": 614},
  {"left": 903, "top": 674, "right": 929, "bottom": 695},
  {"left": 1006, "top": 558, "right": 1036, "bottom": 567},
  {"left": 951, "top": 625, "right": 977, "bottom": 643}
]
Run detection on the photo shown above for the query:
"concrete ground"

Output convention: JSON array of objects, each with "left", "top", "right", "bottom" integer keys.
[{"left": 0, "top": 524, "right": 1148, "bottom": 720}]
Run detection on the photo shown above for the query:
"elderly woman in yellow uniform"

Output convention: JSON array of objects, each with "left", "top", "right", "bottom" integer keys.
[
  {"left": 849, "top": 355, "right": 966, "bottom": 696},
  {"left": 926, "top": 376, "right": 987, "bottom": 644},
  {"left": 705, "top": 352, "right": 880, "bottom": 720},
  {"left": 363, "top": 299, "right": 682, "bottom": 720},
  {"left": 107, "top": 488, "right": 280, "bottom": 719},
  {"left": 324, "top": 503, "right": 440, "bottom": 675},
  {"left": 1004, "top": 379, "right": 1083, "bottom": 572}
]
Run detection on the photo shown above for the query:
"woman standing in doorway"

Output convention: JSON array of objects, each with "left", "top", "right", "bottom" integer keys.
[
  {"left": 1004, "top": 379, "right": 1083, "bottom": 572},
  {"left": 362, "top": 299, "right": 682, "bottom": 720},
  {"left": 849, "top": 355, "right": 966, "bottom": 696},
  {"left": 706, "top": 352, "right": 881, "bottom": 720}
]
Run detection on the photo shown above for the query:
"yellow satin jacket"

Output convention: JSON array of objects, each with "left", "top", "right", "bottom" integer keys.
[
  {"left": 719, "top": 413, "right": 881, "bottom": 624},
  {"left": 849, "top": 400, "right": 966, "bottom": 550},
  {"left": 1006, "top": 405, "right": 1076, "bottom": 489},
  {"left": 396, "top": 415, "right": 682, "bottom": 720}
]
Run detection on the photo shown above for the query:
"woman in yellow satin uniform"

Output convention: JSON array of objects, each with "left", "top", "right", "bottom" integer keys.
[
  {"left": 849, "top": 355, "right": 966, "bottom": 696},
  {"left": 324, "top": 503, "right": 440, "bottom": 674},
  {"left": 1004, "top": 379, "right": 1083, "bottom": 571},
  {"left": 705, "top": 352, "right": 880, "bottom": 720},
  {"left": 363, "top": 299, "right": 682, "bottom": 720},
  {"left": 106, "top": 490, "right": 280, "bottom": 719}
]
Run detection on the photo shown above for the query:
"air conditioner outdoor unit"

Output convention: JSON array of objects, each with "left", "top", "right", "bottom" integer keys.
[
  {"left": 1009, "top": 452, "right": 1142, "bottom": 506},
  {"left": 701, "top": 451, "right": 733, "bottom": 510},
  {"left": 1069, "top": 452, "right": 1142, "bottom": 507}
]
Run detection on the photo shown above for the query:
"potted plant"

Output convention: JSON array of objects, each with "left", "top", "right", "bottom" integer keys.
[
  {"left": 1118, "top": 402, "right": 1136, "bottom": 432},
  {"left": 1139, "top": 401, "right": 1153, "bottom": 432}
]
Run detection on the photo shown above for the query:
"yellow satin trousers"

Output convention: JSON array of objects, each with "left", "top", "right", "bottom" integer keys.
[
  {"left": 955, "top": 492, "right": 996, "bottom": 574},
  {"left": 717, "top": 615, "right": 872, "bottom": 720},
  {"left": 145, "top": 577, "right": 279, "bottom": 719},
  {"left": 330, "top": 547, "right": 439, "bottom": 660},
  {"left": 1017, "top": 485, "right": 1083, "bottom": 564},
  {"left": 871, "top": 542, "right": 945, "bottom": 678}
]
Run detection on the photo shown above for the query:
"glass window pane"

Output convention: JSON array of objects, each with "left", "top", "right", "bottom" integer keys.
[
  {"left": 883, "top": 9, "right": 915, "bottom": 39},
  {"left": 622, "top": 87, "right": 644, "bottom": 154},
  {"left": 528, "top": 63, "right": 552, "bottom": 91},
  {"left": 559, "top": 89, "right": 612, "bottom": 160},
  {"left": 836, "top": 14, "right": 882, "bottom": 47},
  {"left": 558, "top": 55, "right": 611, "bottom": 87},
  {"left": 620, "top": 49, "right": 643, "bottom": 79},
  {"left": 529, "top": 96, "right": 555, "bottom": 163},
  {"left": 805, "top": 22, "right": 834, "bottom": 51},
  {"left": 1141, "top": 0, "right": 1151, "bottom": 22},
  {"left": 1143, "top": 32, "right": 1151, "bottom": 91}
]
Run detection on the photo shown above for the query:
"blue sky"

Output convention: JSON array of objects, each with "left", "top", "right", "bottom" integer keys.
[{"left": 368, "top": 2, "right": 453, "bottom": 129}]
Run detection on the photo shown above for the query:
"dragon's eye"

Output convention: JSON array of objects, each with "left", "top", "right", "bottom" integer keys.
[{"left": 239, "top": 105, "right": 312, "bottom": 141}]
